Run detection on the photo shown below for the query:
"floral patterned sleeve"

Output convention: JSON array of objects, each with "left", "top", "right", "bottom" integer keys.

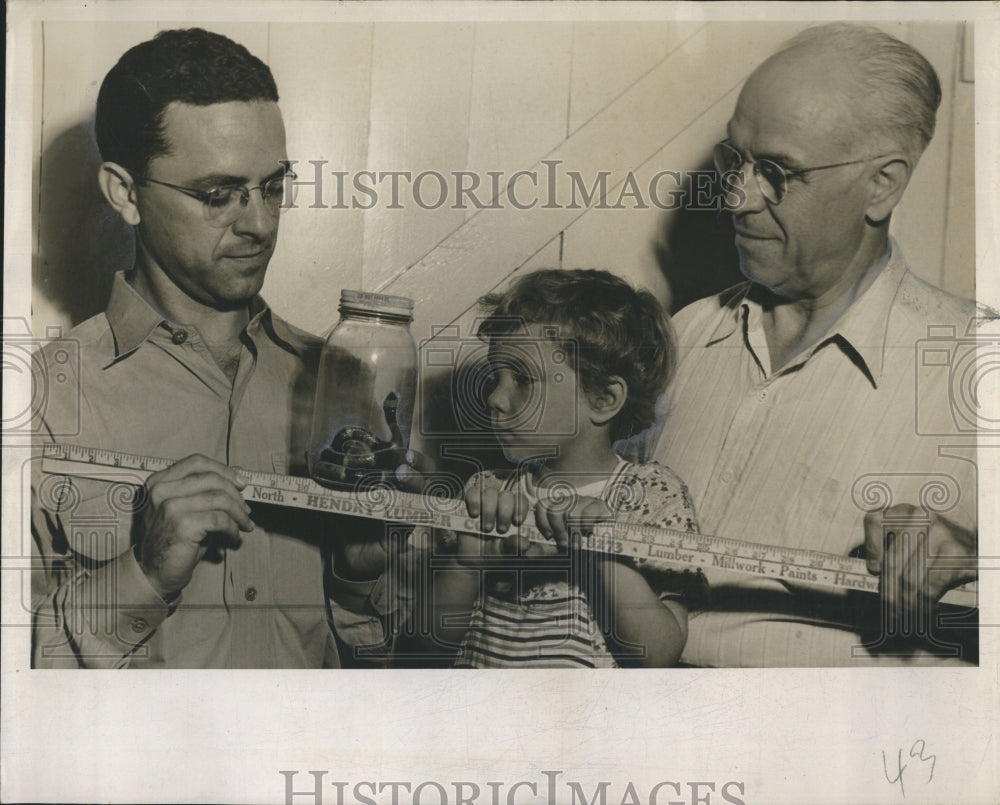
[{"left": 606, "top": 460, "right": 710, "bottom": 609}]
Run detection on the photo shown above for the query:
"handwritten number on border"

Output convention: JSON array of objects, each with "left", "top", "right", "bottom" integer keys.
[{"left": 883, "top": 739, "right": 936, "bottom": 797}]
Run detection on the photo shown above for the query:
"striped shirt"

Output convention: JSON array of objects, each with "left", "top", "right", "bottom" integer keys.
[{"left": 454, "top": 459, "right": 700, "bottom": 668}]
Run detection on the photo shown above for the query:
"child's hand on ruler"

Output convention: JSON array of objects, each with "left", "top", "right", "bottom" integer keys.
[
  {"left": 535, "top": 495, "right": 614, "bottom": 554},
  {"left": 455, "top": 473, "right": 540, "bottom": 564}
]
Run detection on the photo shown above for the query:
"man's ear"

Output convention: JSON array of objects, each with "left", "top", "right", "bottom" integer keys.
[
  {"left": 98, "top": 162, "right": 141, "bottom": 225},
  {"left": 865, "top": 155, "right": 912, "bottom": 225},
  {"left": 587, "top": 376, "right": 628, "bottom": 426}
]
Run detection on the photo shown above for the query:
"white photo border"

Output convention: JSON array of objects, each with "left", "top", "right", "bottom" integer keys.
[{"left": 3, "top": 3, "right": 998, "bottom": 804}]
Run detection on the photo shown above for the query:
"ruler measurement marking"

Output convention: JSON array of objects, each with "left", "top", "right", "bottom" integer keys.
[{"left": 39, "top": 443, "right": 975, "bottom": 606}]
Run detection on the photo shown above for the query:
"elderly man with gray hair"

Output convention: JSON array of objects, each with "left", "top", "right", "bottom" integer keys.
[{"left": 656, "top": 23, "right": 983, "bottom": 666}]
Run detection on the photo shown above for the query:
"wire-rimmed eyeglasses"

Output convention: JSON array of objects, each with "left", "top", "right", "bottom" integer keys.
[
  {"left": 136, "top": 171, "right": 298, "bottom": 227},
  {"left": 713, "top": 140, "right": 890, "bottom": 206}
]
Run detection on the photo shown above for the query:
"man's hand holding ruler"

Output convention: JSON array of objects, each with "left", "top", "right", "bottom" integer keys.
[{"left": 41, "top": 443, "right": 978, "bottom": 608}]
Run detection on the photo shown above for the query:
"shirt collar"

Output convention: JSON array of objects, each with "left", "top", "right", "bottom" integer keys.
[
  {"left": 104, "top": 271, "right": 166, "bottom": 359},
  {"left": 702, "top": 240, "right": 906, "bottom": 387},
  {"left": 820, "top": 242, "right": 902, "bottom": 385},
  {"left": 104, "top": 270, "right": 305, "bottom": 362},
  {"left": 704, "top": 281, "right": 754, "bottom": 346},
  {"left": 246, "top": 294, "right": 310, "bottom": 356}
]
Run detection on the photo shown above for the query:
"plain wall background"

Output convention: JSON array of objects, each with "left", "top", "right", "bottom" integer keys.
[{"left": 33, "top": 20, "right": 974, "bottom": 333}]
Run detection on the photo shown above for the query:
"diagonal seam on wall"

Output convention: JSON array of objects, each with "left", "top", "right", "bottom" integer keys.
[{"left": 381, "top": 22, "right": 809, "bottom": 340}]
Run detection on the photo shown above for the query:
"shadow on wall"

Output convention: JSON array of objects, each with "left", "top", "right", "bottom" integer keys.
[
  {"left": 653, "top": 155, "right": 743, "bottom": 315},
  {"left": 417, "top": 365, "right": 510, "bottom": 484},
  {"left": 35, "top": 118, "right": 135, "bottom": 326}
]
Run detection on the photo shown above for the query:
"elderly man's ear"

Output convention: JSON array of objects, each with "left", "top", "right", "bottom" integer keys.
[
  {"left": 864, "top": 156, "right": 913, "bottom": 225},
  {"left": 98, "top": 162, "right": 141, "bottom": 225}
]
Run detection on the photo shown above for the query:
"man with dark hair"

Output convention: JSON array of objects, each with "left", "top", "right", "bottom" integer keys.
[
  {"left": 31, "top": 28, "right": 402, "bottom": 668},
  {"left": 94, "top": 27, "right": 280, "bottom": 177},
  {"left": 655, "top": 23, "right": 982, "bottom": 666}
]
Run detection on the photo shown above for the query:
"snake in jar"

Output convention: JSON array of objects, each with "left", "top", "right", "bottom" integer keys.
[{"left": 318, "top": 392, "right": 405, "bottom": 472}]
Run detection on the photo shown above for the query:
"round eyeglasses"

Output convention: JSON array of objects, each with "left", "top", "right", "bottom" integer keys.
[
  {"left": 713, "top": 140, "right": 889, "bottom": 206},
  {"left": 137, "top": 172, "right": 298, "bottom": 227}
]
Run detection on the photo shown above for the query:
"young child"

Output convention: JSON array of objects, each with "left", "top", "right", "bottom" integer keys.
[{"left": 433, "top": 269, "right": 704, "bottom": 668}]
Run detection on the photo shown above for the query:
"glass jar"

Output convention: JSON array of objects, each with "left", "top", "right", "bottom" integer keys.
[{"left": 308, "top": 290, "right": 417, "bottom": 488}]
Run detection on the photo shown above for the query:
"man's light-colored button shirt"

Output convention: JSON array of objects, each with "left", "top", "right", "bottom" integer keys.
[
  {"left": 655, "top": 242, "right": 981, "bottom": 666},
  {"left": 31, "top": 272, "right": 391, "bottom": 668}
]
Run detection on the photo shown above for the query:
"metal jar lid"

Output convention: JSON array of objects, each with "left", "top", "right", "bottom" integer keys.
[{"left": 339, "top": 289, "right": 414, "bottom": 320}]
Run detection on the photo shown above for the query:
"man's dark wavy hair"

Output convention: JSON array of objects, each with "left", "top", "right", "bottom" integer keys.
[
  {"left": 95, "top": 27, "right": 278, "bottom": 175},
  {"left": 477, "top": 269, "right": 676, "bottom": 443}
]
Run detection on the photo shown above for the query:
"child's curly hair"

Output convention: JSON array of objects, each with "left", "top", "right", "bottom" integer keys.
[{"left": 477, "top": 269, "right": 676, "bottom": 442}]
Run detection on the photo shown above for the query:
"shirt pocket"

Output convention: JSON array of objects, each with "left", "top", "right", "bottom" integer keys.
[{"left": 771, "top": 461, "right": 845, "bottom": 552}]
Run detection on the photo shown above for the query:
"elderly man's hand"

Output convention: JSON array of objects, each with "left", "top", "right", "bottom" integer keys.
[{"left": 863, "top": 505, "right": 977, "bottom": 625}]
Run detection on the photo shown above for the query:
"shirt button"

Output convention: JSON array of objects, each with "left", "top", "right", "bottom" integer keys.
[
  {"left": 131, "top": 618, "right": 148, "bottom": 633},
  {"left": 720, "top": 470, "right": 734, "bottom": 484},
  {"left": 171, "top": 329, "right": 188, "bottom": 345},
  {"left": 244, "top": 586, "right": 258, "bottom": 602}
]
